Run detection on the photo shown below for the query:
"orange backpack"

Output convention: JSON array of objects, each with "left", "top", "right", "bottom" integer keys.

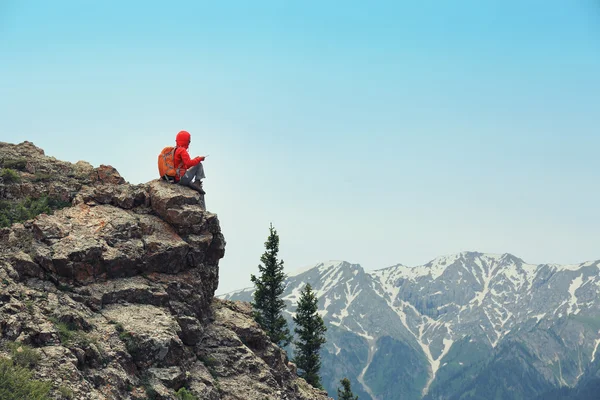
[{"left": 158, "top": 146, "right": 183, "bottom": 181}]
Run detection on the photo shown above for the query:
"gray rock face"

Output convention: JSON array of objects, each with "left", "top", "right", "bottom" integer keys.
[
  {"left": 0, "top": 141, "right": 327, "bottom": 400},
  {"left": 224, "top": 254, "right": 600, "bottom": 400},
  {"left": 202, "top": 299, "right": 330, "bottom": 400},
  {"left": 0, "top": 141, "right": 123, "bottom": 204}
]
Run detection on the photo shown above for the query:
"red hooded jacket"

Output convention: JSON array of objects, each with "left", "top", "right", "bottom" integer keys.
[{"left": 174, "top": 131, "right": 204, "bottom": 181}]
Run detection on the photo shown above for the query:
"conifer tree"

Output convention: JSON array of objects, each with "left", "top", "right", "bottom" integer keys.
[
  {"left": 250, "top": 223, "right": 291, "bottom": 347},
  {"left": 293, "top": 283, "right": 327, "bottom": 389},
  {"left": 337, "top": 377, "right": 358, "bottom": 400}
]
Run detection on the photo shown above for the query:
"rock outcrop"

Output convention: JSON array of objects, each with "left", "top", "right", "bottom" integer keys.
[{"left": 0, "top": 141, "right": 329, "bottom": 400}]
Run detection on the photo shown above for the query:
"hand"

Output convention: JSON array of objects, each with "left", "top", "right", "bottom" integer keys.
[{"left": 199, "top": 156, "right": 206, "bottom": 162}]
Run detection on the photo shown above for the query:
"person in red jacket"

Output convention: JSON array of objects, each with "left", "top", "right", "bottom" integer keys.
[{"left": 174, "top": 130, "right": 206, "bottom": 194}]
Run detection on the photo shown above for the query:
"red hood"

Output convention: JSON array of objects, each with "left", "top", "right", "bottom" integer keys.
[{"left": 176, "top": 130, "right": 191, "bottom": 149}]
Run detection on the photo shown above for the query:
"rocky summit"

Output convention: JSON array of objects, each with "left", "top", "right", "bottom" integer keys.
[{"left": 0, "top": 141, "right": 329, "bottom": 400}]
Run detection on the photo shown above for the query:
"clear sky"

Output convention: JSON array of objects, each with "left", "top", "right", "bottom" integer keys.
[{"left": 1, "top": 1, "right": 599, "bottom": 294}]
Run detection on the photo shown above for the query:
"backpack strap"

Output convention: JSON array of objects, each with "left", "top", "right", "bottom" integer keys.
[{"left": 173, "top": 146, "right": 182, "bottom": 179}]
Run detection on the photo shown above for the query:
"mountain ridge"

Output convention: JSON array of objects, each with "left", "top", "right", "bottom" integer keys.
[
  {"left": 224, "top": 251, "right": 597, "bottom": 295},
  {"left": 223, "top": 252, "right": 600, "bottom": 399}
]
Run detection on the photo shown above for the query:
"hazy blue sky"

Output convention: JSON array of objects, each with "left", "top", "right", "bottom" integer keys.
[{"left": 1, "top": 1, "right": 599, "bottom": 294}]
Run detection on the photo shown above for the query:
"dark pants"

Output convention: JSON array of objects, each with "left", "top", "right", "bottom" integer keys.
[{"left": 179, "top": 163, "right": 206, "bottom": 186}]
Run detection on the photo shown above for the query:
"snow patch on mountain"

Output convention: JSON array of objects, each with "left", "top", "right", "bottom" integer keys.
[
  {"left": 592, "top": 333, "right": 600, "bottom": 363},
  {"left": 501, "top": 260, "right": 538, "bottom": 290},
  {"left": 331, "top": 281, "right": 361, "bottom": 326},
  {"left": 552, "top": 263, "right": 589, "bottom": 271},
  {"left": 358, "top": 341, "right": 379, "bottom": 400},
  {"left": 317, "top": 262, "right": 347, "bottom": 295},
  {"left": 283, "top": 283, "right": 304, "bottom": 306},
  {"left": 288, "top": 260, "right": 345, "bottom": 277},
  {"left": 422, "top": 253, "right": 461, "bottom": 280},
  {"left": 471, "top": 260, "right": 494, "bottom": 307},
  {"left": 567, "top": 274, "right": 584, "bottom": 315},
  {"left": 333, "top": 343, "right": 341, "bottom": 356}
]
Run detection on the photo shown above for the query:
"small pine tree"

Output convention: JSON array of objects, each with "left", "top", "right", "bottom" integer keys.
[
  {"left": 337, "top": 377, "right": 358, "bottom": 400},
  {"left": 293, "top": 283, "right": 327, "bottom": 389},
  {"left": 250, "top": 223, "right": 292, "bottom": 347}
]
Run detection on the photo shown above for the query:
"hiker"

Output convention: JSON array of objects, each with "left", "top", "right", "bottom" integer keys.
[{"left": 158, "top": 130, "right": 207, "bottom": 194}]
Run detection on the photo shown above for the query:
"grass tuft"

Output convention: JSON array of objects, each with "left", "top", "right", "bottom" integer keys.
[
  {"left": 57, "top": 385, "right": 74, "bottom": 399},
  {"left": 175, "top": 387, "right": 198, "bottom": 400},
  {"left": 4, "top": 342, "right": 41, "bottom": 369}
]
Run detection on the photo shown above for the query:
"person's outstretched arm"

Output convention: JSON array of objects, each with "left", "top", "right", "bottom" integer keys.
[{"left": 178, "top": 148, "right": 204, "bottom": 169}]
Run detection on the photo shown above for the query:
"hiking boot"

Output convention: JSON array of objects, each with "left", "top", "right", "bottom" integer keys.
[{"left": 189, "top": 180, "right": 205, "bottom": 195}]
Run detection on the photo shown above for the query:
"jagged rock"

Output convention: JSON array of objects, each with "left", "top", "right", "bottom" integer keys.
[
  {"left": 0, "top": 141, "right": 328, "bottom": 400},
  {"left": 176, "top": 315, "right": 204, "bottom": 346},
  {"left": 19, "top": 319, "right": 59, "bottom": 346},
  {"left": 7, "top": 178, "right": 222, "bottom": 285},
  {"left": 148, "top": 366, "right": 186, "bottom": 389},
  {"left": 78, "top": 276, "right": 171, "bottom": 310},
  {"left": 102, "top": 304, "right": 187, "bottom": 369},
  {"left": 53, "top": 309, "right": 94, "bottom": 331},
  {"left": 92, "top": 165, "right": 126, "bottom": 185},
  {"left": 8, "top": 250, "right": 44, "bottom": 279},
  {"left": 149, "top": 179, "right": 205, "bottom": 218},
  {"left": 203, "top": 299, "right": 331, "bottom": 400},
  {"left": 73, "top": 183, "right": 150, "bottom": 209},
  {"left": 0, "top": 141, "right": 116, "bottom": 204}
]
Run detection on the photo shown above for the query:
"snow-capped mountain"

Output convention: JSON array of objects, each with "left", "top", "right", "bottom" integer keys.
[{"left": 221, "top": 252, "right": 600, "bottom": 400}]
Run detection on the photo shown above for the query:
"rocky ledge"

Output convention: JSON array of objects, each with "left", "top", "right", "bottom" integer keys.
[{"left": 0, "top": 141, "right": 329, "bottom": 400}]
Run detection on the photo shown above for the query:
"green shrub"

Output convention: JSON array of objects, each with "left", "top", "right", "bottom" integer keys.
[
  {"left": 1, "top": 159, "right": 27, "bottom": 171},
  {"left": 48, "top": 317, "right": 76, "bottom": 344},
  {"left": 56, "top": 322, "right": 75, "bottom": 343},
  {"left": 0, "top": 195, "right": 71, "bottom": 228},
  {"left": 32, "top": 173, "right": 53, "bottom": 182},
  {"left": 48, "top": 317, "right": 97, "bottom": 349},
  {"left": 200, "top": 355, "right": 218, "bottom": 368},
  {"left": 118, "top": 330, "right": 140, "bottom": 358},
  {"left": 0, "top": 168, "right": 20, "bottom": 183},
  {"left": 175, "top": 387, "right": 198, "bottom": 400},
  {"left": 0, "top": 357, "right": 51, "bottom": 400},
  {"left": 58, "top": 385, "right": 74, "bottom": 399},
  {"left": 199, "top": 355, "right": 219, "bottom": 379},
  {"left": 72, "top": 331, "right": 98, "bottom": 348},
  {"left": 4, "top": 342, "right": 40, "bottom": 369},
  {"left": 118, "top": 330, "right": 132, "bottom": 341},
  {"left": 140, "top": 376, "right": 159, "bottom": 400}
]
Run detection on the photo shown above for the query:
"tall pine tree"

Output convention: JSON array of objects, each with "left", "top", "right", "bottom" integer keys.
[
  {"left": 250, "top": 223, "right": 291, "bottom": 347},
  {"left": 337, "top": 377, "right": 358, "bottom": 400},
  {"left": 293, "top": 283, "right": 327, "bottom": 389}
]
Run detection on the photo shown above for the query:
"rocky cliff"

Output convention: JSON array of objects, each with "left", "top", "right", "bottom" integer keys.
[{"left": 0, "top": 141, "right": 329, "bottom": 400}]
